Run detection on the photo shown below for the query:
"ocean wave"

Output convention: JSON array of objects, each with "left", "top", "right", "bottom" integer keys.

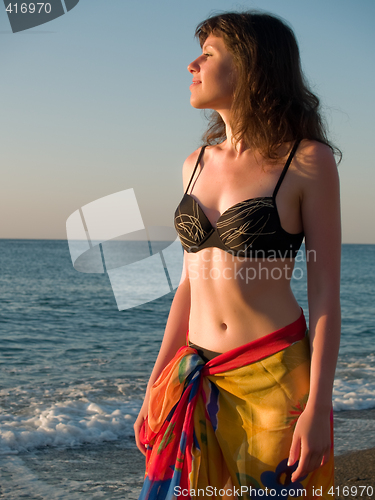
[
  {"left": 333, "top": 380, "right": 375, "bottom": 411},
  {"left": 0, "top": 398, "right": 139, "bottom": 455},
  {"left": 333, "top": 354, "right": 375, "bottom": 411}
]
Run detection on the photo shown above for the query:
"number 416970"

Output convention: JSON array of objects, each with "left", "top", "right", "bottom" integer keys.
[
  {"left": 329, "top": 486, "right": 374, "bottom": 497},
  {"left": 6, "top": 3, "right": 52, "bottom": 14}
]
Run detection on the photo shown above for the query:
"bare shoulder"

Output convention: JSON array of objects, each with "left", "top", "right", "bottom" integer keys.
[
  {"left": 295, "top": 139, "right": 339, "bottom": 185},
  {"left": 182, "top": 146, "right": 206, "bottom": 192},
  {"left": 298, "top": 140, "right": 341, "bottom": 280}
]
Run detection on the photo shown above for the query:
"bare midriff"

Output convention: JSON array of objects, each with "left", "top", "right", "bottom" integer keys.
[{"left": 186, "top": 247, "right": 303, "bottom": 353}]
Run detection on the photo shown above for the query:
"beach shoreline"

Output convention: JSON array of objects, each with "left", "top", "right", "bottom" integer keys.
[
  {"left": 127, "top": 446, "right": 375, "bottom": 498},
  {"left": 1, "top": 441, "right": 374, "bottom": 499}
]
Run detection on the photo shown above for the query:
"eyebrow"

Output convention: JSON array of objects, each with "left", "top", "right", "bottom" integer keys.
[{"left": 202, "top": 44, "right": 214, "bottom": 52}]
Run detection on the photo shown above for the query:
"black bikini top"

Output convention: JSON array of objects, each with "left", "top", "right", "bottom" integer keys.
[{"left": 174, "top": 140, "right": 304, "bottom": 259}]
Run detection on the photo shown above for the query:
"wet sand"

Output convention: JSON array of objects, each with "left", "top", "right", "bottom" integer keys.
[
  {"left": 335, "top": 448, "right": 375, "bottom": 499},
  {"left": 3, "top": 443, "right": 373, "bottom": 499}
]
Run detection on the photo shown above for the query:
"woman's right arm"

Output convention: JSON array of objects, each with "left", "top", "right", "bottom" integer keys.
[
  {"left": 133, "top": 252, "right": 191, "bottom": 455},
  {"left": 134, "top": 149, "right": 200, "bottom": 455}
]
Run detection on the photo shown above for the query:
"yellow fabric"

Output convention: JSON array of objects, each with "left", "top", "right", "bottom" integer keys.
[
  {"left": 189, "top": 336, "right": 334, "bottom": 497},
  {"left": 140, "top": 335, "right": 334, "bottom": 499}
]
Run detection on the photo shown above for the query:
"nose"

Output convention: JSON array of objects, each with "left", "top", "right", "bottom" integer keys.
[{"left": 187, "top": 57, "right": 200, "bottom": 74}]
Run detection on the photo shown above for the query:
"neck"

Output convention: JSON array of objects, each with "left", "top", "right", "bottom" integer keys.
[{"left": 219, "top": 110, "right": 249, "bottom": 156}]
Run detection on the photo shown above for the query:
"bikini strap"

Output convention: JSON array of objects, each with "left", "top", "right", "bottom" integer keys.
[
  {"left": 272, "top": 140, "right": 301, "bottom": 199},
  {"left": 185, "top": 145, "right": 207, "bottom": 195}
]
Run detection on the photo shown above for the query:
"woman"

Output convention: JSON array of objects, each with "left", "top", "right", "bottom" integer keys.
[{"left": 135, "top": 11, "right": 341, "bottom": 498}]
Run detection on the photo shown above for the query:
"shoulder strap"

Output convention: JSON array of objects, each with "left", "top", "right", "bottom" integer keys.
[
  {"left": 185, "top": 146, "right": 207, "bottom": 195},
  {"left": 272, "top": 140, "right": 301, "bottom": 199}
]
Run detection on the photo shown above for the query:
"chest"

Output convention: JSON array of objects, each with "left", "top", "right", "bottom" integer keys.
[{"left": 187, "top": 160, "right": 301, "bottom": 233}]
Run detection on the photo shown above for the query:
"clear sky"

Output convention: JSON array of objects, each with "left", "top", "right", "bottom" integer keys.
[{"left": 1, "top": 0, "right": 374, "bottom": 243}]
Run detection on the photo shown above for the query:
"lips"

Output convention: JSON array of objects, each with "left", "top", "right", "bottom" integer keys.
[{"left": 190, "top": 80, "right": 201, "bottom": 90}]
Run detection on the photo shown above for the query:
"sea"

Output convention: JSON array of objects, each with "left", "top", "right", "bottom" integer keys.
[{"left": 0, "top": 239, "right": 374, "bottom": 499}]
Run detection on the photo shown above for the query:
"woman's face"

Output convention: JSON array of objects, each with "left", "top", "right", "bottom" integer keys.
[{"left": 188, "top": 34, "right": 237, "bottom": 112}]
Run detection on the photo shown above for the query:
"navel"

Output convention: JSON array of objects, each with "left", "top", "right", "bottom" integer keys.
[{"left": 221, "top": 322, "right": 227, "bottom": 330}]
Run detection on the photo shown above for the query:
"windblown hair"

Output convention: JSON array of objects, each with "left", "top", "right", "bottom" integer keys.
[{"left": 195, "top": 11, "right": 341, "bottom": 161}]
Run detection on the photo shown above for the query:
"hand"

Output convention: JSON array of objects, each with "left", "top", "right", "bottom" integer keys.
[
  {"left": 288, "top": 405, "right": 331, "bottom": 482},
  {"left": 134, "top": 399, "right": 149, "bottom": 456}
]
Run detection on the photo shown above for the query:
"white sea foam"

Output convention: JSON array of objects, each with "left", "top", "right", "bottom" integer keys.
[
  {"left": 333, "top": 379, "right": 375, "bottom": 411},
  {"left": 1, "top": 352, "right": 375, "bottom": 457},
  {"left": 333, "top": 354, "right": 375, "bottom": 411},
  {"left": 0, "top": 397, "right": 140, "bottom": 455}
]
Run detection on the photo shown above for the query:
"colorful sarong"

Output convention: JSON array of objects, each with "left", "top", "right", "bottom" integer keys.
[{"left": 139, "top": 310, "right": 334, "bottom": 499}]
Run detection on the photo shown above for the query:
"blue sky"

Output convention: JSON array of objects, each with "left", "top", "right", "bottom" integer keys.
[{"left": 1, "top": 0, "right": 374, "bottom": 243}]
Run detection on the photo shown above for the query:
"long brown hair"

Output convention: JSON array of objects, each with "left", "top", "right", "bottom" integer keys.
[{"left": 195, "top": 11, "right": 341, "bottom": 161}]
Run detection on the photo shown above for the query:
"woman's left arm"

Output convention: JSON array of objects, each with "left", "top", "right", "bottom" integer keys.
[{"left": 288, "top": 140, "right": 342, "bottom": 482}]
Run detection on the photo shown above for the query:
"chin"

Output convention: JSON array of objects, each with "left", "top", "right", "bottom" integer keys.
[{"left": 190, "top": 97, "right": 209, "bottom": 110}]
